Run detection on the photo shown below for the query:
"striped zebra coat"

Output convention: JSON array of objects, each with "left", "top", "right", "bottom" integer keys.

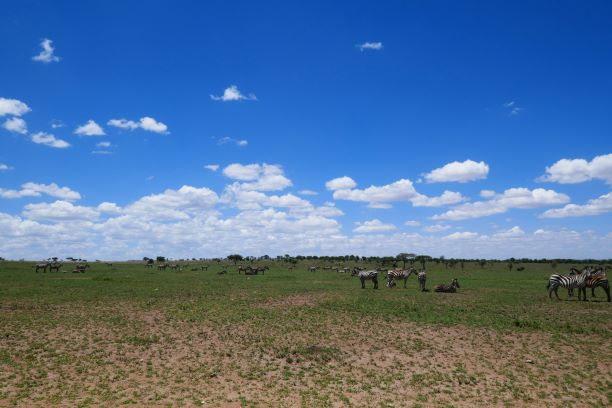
[
  {"left": 386, "top": 268, "right": 417, "bottom": 288},
  {"left": 418, "top": 271, "right": 427, "bottom": 292},
  {"left": 352, "top": 268, "right": 378, "bottom": 289},
  {"left": 547, "top": 269, "right": 593, "bottom": 301},
  {"left": 569, "top": 268, "right": 610, "bottom": 302}
]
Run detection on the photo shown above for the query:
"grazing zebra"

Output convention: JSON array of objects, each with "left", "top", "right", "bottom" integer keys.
[
  {"left": 48, "top": 262, "right": 62, "bottom": 273},
  {"left": 341, "top": 267, "right": 351, "bottom": 273},
  {"left": 200, "top": 265, "right": 208, "bottom": 271},
  {"left": 309, "top": 266, "right": 317, "bottom": 272},
  {"left": 386, "top": 268, "right": 417, "bottom": 288},
  {"left": 73, "top": 263, "right": 89, "bottom": 273},
  {"left": 169, "top": 264, "right": 181, "bottom": 271},
  {"left": 352, "top": 268, "right": 378, "bottom": 289},
  {"left": 238, "top": 266, "right": 249, "bottom": 274},
  {"left": 547, "top": 269, "right": 593, "bottom": 301},
  {"left": 157, "top": 263, "right": 168, "bottom": 271},
  {"left": 434, "top": 278, "right": 460, "bottom": 293},
  {"left": 105, "top": 262, "right": 113, "bottom": 267},
  {"left": 34, "top": 263, "right": 49, "bottom": 273},
  {"left": 418, "top": 270, "right": 427, "bottom": 292}
]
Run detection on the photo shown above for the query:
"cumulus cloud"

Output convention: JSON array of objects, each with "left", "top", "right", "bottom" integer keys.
[
  {"left": 30, "top": 132, "right": 70, "bottom": 149},
  {"left": 0, "top": 164, "right": 12, "bottom": 172},
  {"left": 32, "top": 38, "right": 60, "bottom": 63},
  {"left": 108, "top": 117, "right": 168, "bottom": 134},
  {"left": 404, "top": 220, "right": 420, "bottom": 227},
  {"left": 424, "top": 160, "right": 489, "bottom": 183},
  {"left": 332, "top": 178, "right": 464, "bottom": 208},
  {"left": 0, "top": 182, "right": 80, "bottom": 201},
  {"left": 493, "top": 226, "right": 525, "bottom": 238},
  {"left": 205, "top": 164, "right": 220, "bottom": 172},
  {"left": 424, "top": 224, "right": 451, "bottom": 233},
  {"left": 540, "top": 193, "right": 612, "bottom": 218},
  {"left": 432, "top": 187, "right": 569, "bottom": 221},
  {"left": 222, "top": 163, "right": 292, "bottom": 191},
  {"left": 298, "top": 190, "right": 318, "bottom": 196},
  {"left": 210, "top": 85, "right": 257, "bottom": 101},
  {"left": 75, "top": 120, "right": 105, "bottom": 136},
  {"left": 443, "top": 231, "right": 479, "bottom": 240},
  {"left": 503, "top": 101, "right": 522, "bottom": 116},
  {"left": 2, "top": 117, "right": 27, "bottom": 134},
  {"left": 354, "top": 219, "right": 396, "bottom": 233},
  {"left": 217, "top": 137, "right": 248, "bottom": 147},
  {"left": 23, "top": 201, "right": 99, "bottom": 221},
  {"left": 0, "top": 97, "right": 31, "bottom": 117},
  {"left": 326, "top": 176, "right": 357, "bottom": 191},
  {"left": 96, "top": 141, "right": 112, "bottom": 148},
  {"left": 480, "top": 189, "right": 496, "bottom": 198},
  {"left": 356, "top": 42, "right": 383, "bottom": 51},
  {"left": 538, "top": 154, "right": 612, "bottom": 185}
]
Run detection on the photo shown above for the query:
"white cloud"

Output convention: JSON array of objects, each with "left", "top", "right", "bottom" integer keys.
[
  {"left": 97, "top": 202, "right": 122, "bottom": 214},
  {"left": 0, "top": 98, "right": 31, "bottom": 117},
  {"left": 96, "top": 141, "right": 112, "bottom": 148},
  {"left": 210, "top": 85, "right": 257, "bottom": 101},
  {"left": 493, "top": 226, "right": 525, "bottom": 238},
  {"left": 326, "top": 176, "right": 357, "bottom": 191},
  {"left": 540, "top": 193, "right": 612, "bottom": 218},
  {"left": 222, "top": 163, "right": 292, "bottom": 191},
  {"left": 205, "top": 164, "right": 220, "bottom": 172},
  {"left": 23, "top": 201, "right": 98, "bottom": 221},
  {"left": 50, "top": 120, "right": 65, "bottom": 129},
  {"left": 31, "top": 132, "right": 70, "bottom": 149},
  {"left": 404, "top": 220, "right": 420, "bottom": 227},
  {"left": 0, "top": 164, "right": 12, "bottom": 172},
  {"left": 75, "top": 120, "right": 105, "bottom": 136},
  {"left": 354, "top": 219, "right": 396, "bottom": 233},
  {"left": 411, "top": 190, "right": 466, "bottom": 207},
  {"left": 443, "top": 231, "right": 479, "bottom": 240},
  {"left": 503, "top": 101, "right": 522, "bottom": 116},
  {"left": 480, "top": 189, "right": 496, "bottom": 198},
  {"left": 432, "top": 187, "right": 570, "bottom": 221},
  {"left": 217, "top": 137, "right": 248, "bottom": 147},
  {"left": 32, "top": 38, "right": 60, "bottom": 63},
  {"left": 332, "top": 178, "right": 464, "bottom": 208},
  {"left": 108, "top": 117, "right": 168, "bottom": 134},
  {"left": 424, "top": 224, "right": 451, "bottom": 233},
  {"left": 357, "top": 42, "right": 383, "bottom": 51},
  {"left": 0, "top": 182, "right": 80, "bottom": 201},
  {"left": 124, "top": 185, "right": 219, "bottom": 221},
  {"left": 424, "top": 160, "right": 489, "bottom": 183},
  {"left": 538, "top": 154, "right": 612, "bottom": 185},
  {"left": 298, "top": 190, "right": 318, "bottom": 196},
  {"left": 92, "top": 150, "right": 112, "bottom": 155},
  {"left": 2, "top": 117, "right": 27, "bottom": 134}
]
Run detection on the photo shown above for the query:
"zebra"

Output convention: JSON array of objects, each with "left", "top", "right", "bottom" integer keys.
[
  {"left": 386, "top": 268, "right": 417, "bottom": 288},
  {"left": 352, "top": 268, "right": 378, "bottom": 289},
  {"left": 157, "top": 263, "right": 168, "bottom": 271},
  {"left": 48, "top": 262, "right": 62, "bottom": 273},
  {"left": 309, "top": 266, "right": 317, "bottom": 272},
  {"left": 418, "top": 270, "right": 427, "bottom": 292},
  {"left": 200, "top": 265, "right": 208, "bottom": 271},
  {"left": 547, "top": 269, "right": 593, "bottom": 301},
  {"left": 434, "top": 278, "right": 460, "bottom": 293},
  {"left": 34, "top": 262, "right": 49, "bottom": 273}
]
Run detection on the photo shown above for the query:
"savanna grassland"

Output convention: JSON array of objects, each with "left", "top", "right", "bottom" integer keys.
[{"left": 0, "top": 261, "right": 610, "bottom": 407}]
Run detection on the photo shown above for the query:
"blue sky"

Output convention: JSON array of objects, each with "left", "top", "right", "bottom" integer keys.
[{"left": 1, "top": 0, "right": 611, "bottom": 260}]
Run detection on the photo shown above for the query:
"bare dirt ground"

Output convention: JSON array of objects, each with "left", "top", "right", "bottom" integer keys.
[{"left": 1, "top": 298, "right": 610, "bottom": 407}]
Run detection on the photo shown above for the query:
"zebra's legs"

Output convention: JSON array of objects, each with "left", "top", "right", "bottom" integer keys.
[
  {"left": 403, "top": 278, "right": 407, "bottom": 288},
  {"left": 373, "top": 278, "right": 378, "bottom": 289},
  {"left": 603, "top": 285, "right": 611, "bottom": 302},
  {"left": 553, "top": 286, "right": 561, "bottom": 301},
  {"left": 360, "top": 278, "right": 365, "bottom": 289}
]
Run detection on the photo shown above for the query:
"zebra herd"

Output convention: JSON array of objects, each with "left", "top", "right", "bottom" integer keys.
[
  {"left": 349, "top": 267, "right": 460, "bottom": 293},
  {"left": 547, "top": 266, "right": 610, "bottom": 302}
]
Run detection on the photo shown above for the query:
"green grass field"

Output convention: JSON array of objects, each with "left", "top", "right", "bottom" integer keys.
[{"left": 0, "top": 261, "right": 610, "bottom": 407}]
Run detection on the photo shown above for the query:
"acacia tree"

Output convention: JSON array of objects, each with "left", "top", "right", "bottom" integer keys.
[
  {"left": 396, "top": 253, "right": 416, "bottom": 269},
  {"left": 227, "top": 254, "right": 243, "bottom": 265},
  {"left": 415, "top": 255, "right": 432, "bottom": 269}
]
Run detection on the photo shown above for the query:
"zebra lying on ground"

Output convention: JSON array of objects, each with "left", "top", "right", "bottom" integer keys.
[
  {"left": 34, "top": 263, "right": 49, "bottom": 273},
  {"left": 352, "top": 268, "right": 378, "bottom": 289},
  {"left": 386, "top": 268, "right": 418, "bottom": 288},
  {"left": 567, "top": 267, "right": 609, "bottom": 302},
  {"left": 418, "top": 270, "right": 427, "bottom": 292},
  {"left": 434, "top": 278, "right": 460, "bottom": 293},
  {"left": 547, "top": 268, "right": 593, "bottom": 301}
]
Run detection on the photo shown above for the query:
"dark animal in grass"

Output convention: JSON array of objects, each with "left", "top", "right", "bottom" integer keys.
[{"left": 434, "top": 278, "right": 460, "bottom": 293}]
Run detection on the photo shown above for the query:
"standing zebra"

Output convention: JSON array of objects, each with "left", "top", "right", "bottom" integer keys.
[
  {"left": 418, "top": 270, "right": 427, "bottom": 292},
  {"left": 34, "top": 262, "right": 49, "bottom": 273},
  {"left": 386, "top": 268, "right": 417, "bottom": 288},
  {"left": 352, "top": 268, "right": 378, "bottom": 289},
  {"left": 547, "top": 268, "right": 593, "bottom": 301}
]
